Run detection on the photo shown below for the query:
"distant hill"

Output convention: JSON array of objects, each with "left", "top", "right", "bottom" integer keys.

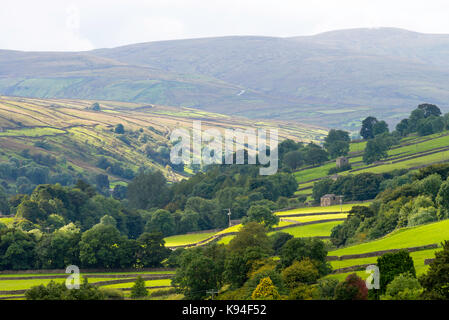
[{"left": 2, "top": 28, "right": 449, "bottom": 132}]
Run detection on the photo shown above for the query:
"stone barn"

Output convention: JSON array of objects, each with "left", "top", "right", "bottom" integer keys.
[
  {"left": 320, "top": 194, "right": 344, "bottom": 207},
  {"left": 336, "top": 156, "right": 349, "bottom": 168}
]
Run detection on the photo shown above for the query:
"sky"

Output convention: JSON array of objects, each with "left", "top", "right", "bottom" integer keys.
[{"left": 2, "top": 0, "right": 449, "bottom": 51}]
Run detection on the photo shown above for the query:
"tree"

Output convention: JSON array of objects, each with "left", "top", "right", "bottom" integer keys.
[
  {"left": 283, "top": 150, "right": 303, "bottom": 170},
  {"left": 363, "top": 135, "right": 389, "bottom": 164},
  {"left": 136, "top": 232, "right": 170, "bottom": 267},
  {"left": 251, "top": 277, "right": 280, "bottom": 300},
  {"left": 244, "top": 205, "right": 279, "bottom": 229},
  {"left": 303, "top": 144, "right": 328, "bottom": 165},
  {"left": 270, "top": 232, "right": 293, "bottom": 255},
  {"left": 395, "top": 118, "right": 409, "bottom": 136},
  {"left": 348, "top": 205, "right": 374, "bottom": 220},
  {"left": 408, "top": 108, "right": 425, "bottom": 132},
  {"left": 324, "top": 129, "right": 350, "bottom": 159},
  {"left": 172, "top": 246, "right": 225, "bottom": 300},
  {"left": 79, "top": 224, "right": 128, "bottom": 268},
  {"left": 0, "top": 229, "right": 37, "bottom": 270},
  {"left": 360, "top": 116, "right": 378, "bottom": 140},
  {"left": 15, "top": 199, "right": 46, "bottom": 224},
  {"left": 35, "top": 223, "right": 81, "bottom": 269},
  {"left": 436, "top": 178, "right": 449, "bottom": 218},
  {"left": 380, "top": 272, "right": 423, "bottom": 300},
  {"left": 130, "top": 276, "right": 148, "bottom": 298},
  {"left": 224, "top": 223, "right": 272, "bottom": 287},
  {"left": 312, "top": 178, "right": 333, "bottom": 204},
  {"left": 280, "top": 237, "right": 331, "bottom": 276},
  {"left": 334, "top": 273, "right": 368, "bottom": 300},
  {"left": 228, "top": 222, "right": 272, "bottom": 255},
  {"left": 377, "top": 250, "right": 416, "bottom": 294},
  {"left": 25, "top": 278, "right": 105, "bottom": 300},
  {"left": 127, "top": 170, "right": 170, "bottom": 210},
  {"left": 144, "top": 209, "right": 175, "bottom": 237},
  {"left": 114, "top": 124, "right": 125, "bottom": 134},
  {"left": 282, "top": 258, "right": 320, "bottom": 288},
  {"left": 418, "top": 103, "right": 441, "bottom": 118},
  {"left": 95, "top": 174, "right": 109, "bottom": 191},
  {"left": 420, "top": 240, "right": 449, "bottom": 299},
  {"left": 373, "top": 120, "right": 389, "bottom": 136}
]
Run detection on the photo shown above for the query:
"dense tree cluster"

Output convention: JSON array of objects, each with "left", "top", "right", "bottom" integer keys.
[
  {"left": 396, "top": 104, "right": 448, "bottom": 137},
  {"left": 172, "top": 222, "right": 331, "bottom": 300},
  {"left": 279, "top": 140, "right": 329, "bottom": 171},
  {"left": 330, "top": 164, "right": 449, "bottom": 247},
  {"left": 312, "top": 172, "right": 389, "bottom": 203}
]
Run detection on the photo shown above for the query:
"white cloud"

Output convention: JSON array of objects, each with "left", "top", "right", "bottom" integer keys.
[{"left": 2, "top": 0, "right": 449, "bottom": 51}]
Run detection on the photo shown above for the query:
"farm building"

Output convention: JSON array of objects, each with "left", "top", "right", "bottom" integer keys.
[
  {"left": 336, "top": 156, "right": 349, "bottom": 168},
  {"left": 320, "top": 194, "right": 343, "bottom": 207}
]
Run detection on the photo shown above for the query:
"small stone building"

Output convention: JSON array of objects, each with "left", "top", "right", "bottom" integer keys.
[
  {"left": 320, "top": 194, "right": 344, "bottom": 207},
  {"left": 336, "top": 156, "right": 349, "bottom": 168}
]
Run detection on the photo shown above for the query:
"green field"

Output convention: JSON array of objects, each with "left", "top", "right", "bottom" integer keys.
[
  {"left": 163, "top": 232, "right": 216, "bottom": 247},
  {"left": 330, "top": 248, "right": 438, "bottom": 276},
  {"left": 283, "top": 213, "right": 348, "bottom": 223},
  {"left": 0, "top": 127, "right": 65, "bottom": 137},
  {"left": 271, "top": 220, "right": 342, "bottom": 238},
  {"left": 277, "top": 203, "right": 370, "bottom": 216},
  {"left": 330, "top": 219, "right": 449, "bottom": 257},
  {"left": 0, "top": 277, "right": 134, "bottom": 291},
  {"left": 100, "top": 279, "right": 172, "bottom": 290}
]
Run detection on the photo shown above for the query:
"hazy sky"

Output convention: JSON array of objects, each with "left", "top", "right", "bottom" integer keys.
[{"left": 2, "top": 0, "right": 449, "bottom": 51}]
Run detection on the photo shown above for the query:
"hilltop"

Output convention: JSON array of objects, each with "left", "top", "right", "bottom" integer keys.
[{"left": 2, "top": 28, "right": 449, "bottom": 131}]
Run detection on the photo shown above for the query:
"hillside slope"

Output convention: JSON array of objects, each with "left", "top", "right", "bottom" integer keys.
[{"left": 0, "top": 95, "right": 325, "bottom": 194}]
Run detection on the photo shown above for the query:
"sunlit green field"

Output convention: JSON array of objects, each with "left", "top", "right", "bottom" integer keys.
[
  {"left": 0, "top": 277, "right": 133, "bottom": 291},
  {"left": 0, "top": 127, "right": 65, "bottom": 137},
  {"left": 163, "top": 232, "right": 216, "bottom": 247},
  {"left": 271, "top": 220, "right": 343, "bottom": 238},
  {"left": 100, "top": 279, "right": 172, "bottom": 289},
  {"left": 277, "top": 203, "right": 370, "bottom": 216},
  {"left": 329, "top": 219, "right": 449, "bottom": 257},
  {"left": 283, "top": 213, "right": 348, "bottom": 223},
  {"left": 330, "top": 248, "right": 438, "bottom": 275}
]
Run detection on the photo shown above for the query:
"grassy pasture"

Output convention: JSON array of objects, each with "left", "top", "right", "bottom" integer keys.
[
  {"left": 277, "top": 203, "right": 370, "bottom": 216},
  {"left": 0, "top": 127, "right": 65, "bottom": 137},
  {"left": 330, "top": 248, "right": 438, "bottom": 276},
  {"left": 100, "top": 279, "right": 172, "bottom": 290},
  {"left": 0, "top": 277, "right": 133, "bottom": 291},
  {"left": 163, "top": 232, "right": 216, "bottom": 247},
  {"left": 283, "top": 213, "right": 348, "bottom": 223},
  {"left": 329, "top": 219, "right": 449, "bottom": 257},
  {"left": 271, "top": 220, "right": 343, "bottom": 238}
]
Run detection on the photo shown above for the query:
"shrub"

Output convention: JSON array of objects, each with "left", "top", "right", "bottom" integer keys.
[
  {"left": 377, "top": 250, "right": 416, "bottom": 294},
  {"left": 281, "top": 258, "right": 320, "bottom": 289},
  {"left": 130, "top": 276, "right": 148, "bottom": 298},
  {"left": 316, "top": 278, "right": 339, "bottom": 300},
  {"left": 251, "top": 277, "right": 281, "bottom": 300},
  {"left": 334, "top": 273, "right": 368, "bottom": 300},
  {"left": 380, "top": 272, "right": 423, "bottom": 300},
  {"left": 288, "top": 283, "right": 317, "bottom": 300},
  {"left": 407, "top": 207, "right": 438, "bottom": 227},
  {"left": 100, "top": 288, "right": 124, "bottom": 300}
]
